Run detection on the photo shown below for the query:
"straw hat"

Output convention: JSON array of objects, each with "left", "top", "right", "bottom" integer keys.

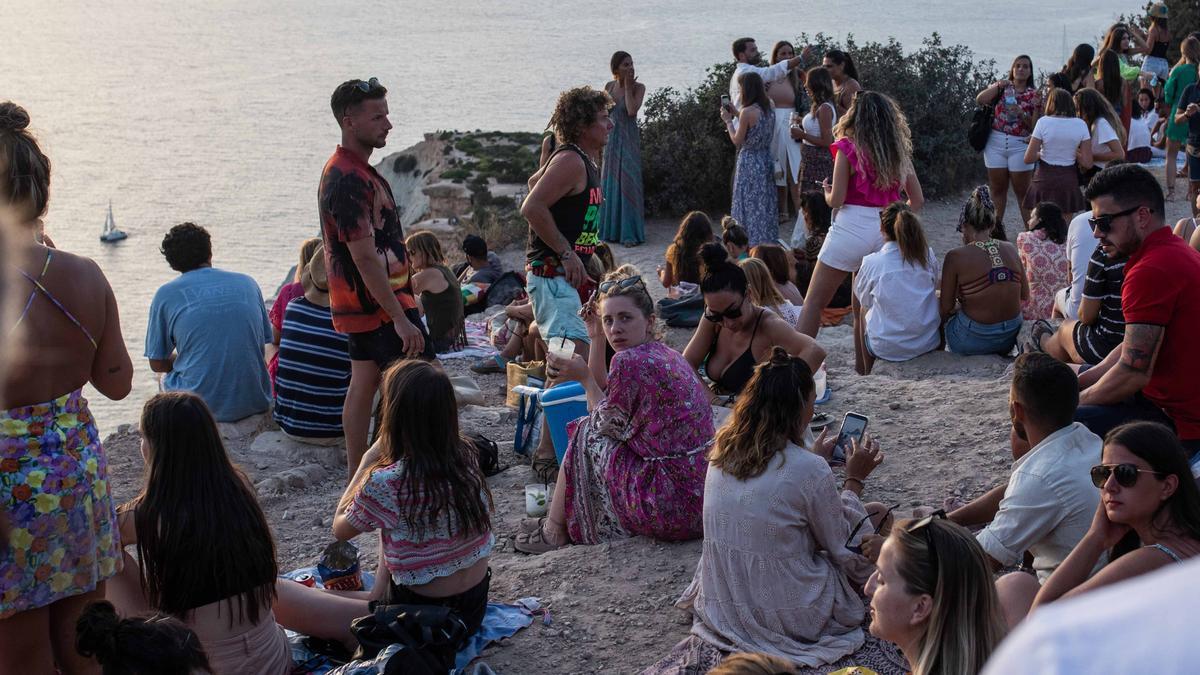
[
  {"left": 1149, "top": 3, "right": 1169, "bottom": 19},
  {"left": 302, "top": 245, "right": 330, "bottom": 307}
]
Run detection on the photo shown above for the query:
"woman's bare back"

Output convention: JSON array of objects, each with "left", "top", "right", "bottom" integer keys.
[{"left": 949, "top": 242, "right": 1025, "bottom": 324}]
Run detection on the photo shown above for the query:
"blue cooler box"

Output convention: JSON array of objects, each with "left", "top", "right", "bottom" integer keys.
[{"left": 539, "top": 381, "right": 589, "bottom": 463}]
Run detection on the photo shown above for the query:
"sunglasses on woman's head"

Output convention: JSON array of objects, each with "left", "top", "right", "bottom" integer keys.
[
  {"left": 1090, "top": 463, "right": 1166, "bottom": 488},
  {"left": 598, "top": 275, "right": 645, "bottom": 294},
  {"left": 704, "top": 297, "right": 745, "bottom": 323},
  {"left": 906, "top": 509, "right": 947, "bottom": 583},
  {"left": 354, "top": 77, "right": 381, "bottom": 93}
]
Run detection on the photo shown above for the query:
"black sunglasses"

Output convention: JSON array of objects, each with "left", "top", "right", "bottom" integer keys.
[
  {"left": 704, "top": 297, "right": 745, "bottom": 323},
  {"left": 846, "top": 503, "right": 900, "bottom": 554},
  {"left": 1088, "top": 205, "right": 1146, "bottom": 234},
  {"left": 354, "top": 77, "right": 381, "bottom": 93},
  {"left": 1090, "top": 463, "right": 1166, "bottom": 488},
  {"left": 906, "top": 509, "right": 947, "bottom": 584},
  {"left": 598, "top": 275, "right": 645, "bottom": 294}
]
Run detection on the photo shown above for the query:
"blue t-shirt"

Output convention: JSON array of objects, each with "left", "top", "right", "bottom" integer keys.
[
  {"left": 145, "top": 267, "right": 272, "bottom": 422},
  {"left": 273, "top": 297, "right": 351, "bottom": 438}
]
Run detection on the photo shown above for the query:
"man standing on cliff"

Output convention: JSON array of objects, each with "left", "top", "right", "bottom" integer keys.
[
  {"left": 318, "top": 77, "right": 432, "bottom": 475},
  {"left": 728, "top": 38, "right": 809, "bottom": 111},
  {"left": 520, "top": 86, "right": 612, "bottom": 480}
]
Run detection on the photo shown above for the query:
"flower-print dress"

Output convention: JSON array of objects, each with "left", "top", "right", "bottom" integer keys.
[
  {"left": 1016, "top": 229, "right": 1069, "bottom": 320},
  {"left": 731, "top": 105, "right": 779, "bottom": 246},
  {"left": 562, "top": 341, "right": 714, "bottom": 544}
]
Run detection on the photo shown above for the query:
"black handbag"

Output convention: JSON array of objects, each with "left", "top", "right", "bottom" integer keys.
[
  {"left": 967, "top": 89, "right": 1001, "bottom": 152},
  {"left": 350, "top": 603, "right": 469, "bottom": 675}
]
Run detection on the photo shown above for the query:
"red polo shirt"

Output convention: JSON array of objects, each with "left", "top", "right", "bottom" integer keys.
[{"left": 1121, "top": 227, "right": 1200, "bottom": 439}]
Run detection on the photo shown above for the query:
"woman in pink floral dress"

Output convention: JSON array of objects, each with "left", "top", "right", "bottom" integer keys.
[
  {"left": 516, "top": 266, "right": 714, "bottom": 553},
  {"left": 1016, "top": 202, "right": 1070, "bottom": 320}
]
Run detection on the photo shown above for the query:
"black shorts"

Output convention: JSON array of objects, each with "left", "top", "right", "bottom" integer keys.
[{"left": 346, "top": 309, "right": 435, "bottom": 367}]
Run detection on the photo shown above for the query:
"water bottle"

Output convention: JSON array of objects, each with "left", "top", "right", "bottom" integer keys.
[
  {"left": 1151, "top": 74, "right": 1160, "bottom": 88},
  {"left": 1004, "top": 85, "right": 1018, "bottom": 107}
]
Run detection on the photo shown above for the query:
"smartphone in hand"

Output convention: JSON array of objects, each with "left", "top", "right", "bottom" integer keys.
[
  {"left": 720, "top": 94, "right": 731, "bottom": 110},
  {"left": 833, "top": 412, "right": 869, "bottom": 465}
]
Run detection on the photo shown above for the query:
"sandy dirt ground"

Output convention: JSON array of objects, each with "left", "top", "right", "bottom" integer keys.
[{"left": 101, "top": 184, "right": 1196, "bottom": 674}]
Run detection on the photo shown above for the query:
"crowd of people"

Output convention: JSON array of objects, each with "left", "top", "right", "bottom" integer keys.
[{"left": 5, "top": 3, "right": 1200, "bottom": 673}]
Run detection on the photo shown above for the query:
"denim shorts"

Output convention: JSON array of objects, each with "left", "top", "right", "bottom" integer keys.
[
  {"left": 527, "top": 274, "right": 589, "bottom": 343},
  {"left": 944, "top": 312, "right": 1021, "bottom": 356}
]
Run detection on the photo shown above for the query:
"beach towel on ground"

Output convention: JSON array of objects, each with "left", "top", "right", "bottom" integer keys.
[{"left": 437, "top": 321, "right": 499, "bottom": 360}]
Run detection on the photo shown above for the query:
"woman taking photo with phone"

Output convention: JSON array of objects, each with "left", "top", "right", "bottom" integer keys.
[{"left": 976, "top": 55, "right": 1043, "bottom": 230}]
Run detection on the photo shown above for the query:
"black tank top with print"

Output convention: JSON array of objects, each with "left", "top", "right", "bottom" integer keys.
[{"left": 526, "top": 144, "right": 601, "bottom": 276}]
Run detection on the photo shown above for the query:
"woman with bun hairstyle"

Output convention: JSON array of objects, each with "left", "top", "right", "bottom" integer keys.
[
  {"left": 721, "top": 217, "right": 750, "bottom": 260},
  {"left": 0, "top": 101, "right": 134, "bottom": 674},
  {"left": 683, "top": 243, "right": 824, "bottom": 398},
  {"left": 797, "top": 91, "right": 924, "bottom": 339},
  {"left": 75, "top": 601, "right": 211, "bottom": 675}
]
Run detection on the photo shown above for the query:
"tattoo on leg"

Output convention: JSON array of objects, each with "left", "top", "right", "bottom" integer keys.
[{"left": 1119, "top": 324, "right": 1164, "bottom": 374}]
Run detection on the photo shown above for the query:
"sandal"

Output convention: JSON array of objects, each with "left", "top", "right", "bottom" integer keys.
[
  {"left": 532, "top": 454, "right": 559, "bottom": 483},
  {"left": 518, "top": 516, "right": 547, "bottom": 535},
  {"left": 1030, "top": 319, "right": 1055, "bottom": 353},
  {"left": 514, "top": 524, "right": 567, "bottom": 554}
]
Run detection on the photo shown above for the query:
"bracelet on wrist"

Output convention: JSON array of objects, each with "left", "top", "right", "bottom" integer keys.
[{"left": 843, "top": 476, "right": 865, "bottom": 488}]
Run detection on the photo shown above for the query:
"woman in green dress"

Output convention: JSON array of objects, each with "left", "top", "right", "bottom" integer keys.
[
  {"left": 599, "top": 51, "right": 646, "bottom": 246},
  {"left": 1162, "top": 36, "right": 1199, "bottom": 199}
]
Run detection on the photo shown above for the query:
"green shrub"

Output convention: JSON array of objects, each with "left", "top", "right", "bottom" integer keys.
[{"left": 639, "top": 34, "right": 995, "bottom": 215}]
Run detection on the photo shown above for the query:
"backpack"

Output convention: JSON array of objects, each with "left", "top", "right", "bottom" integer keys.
[
  {"left": 482, "top": 271, "right": 527, "bottom": 309},
  {"left": 467, "top": 432, "right": 502, "bottom": 476}
]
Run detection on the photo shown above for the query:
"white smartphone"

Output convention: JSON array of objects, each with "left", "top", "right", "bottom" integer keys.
[{"left": 833, "top": 412, "right": 869, "bottom": 464}]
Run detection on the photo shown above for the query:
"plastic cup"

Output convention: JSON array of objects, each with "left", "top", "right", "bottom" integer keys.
[
  {"left": 525, "top": 483, "right": 549, "bottom": 517},
  {"left": 547, "top": 338, "right": 575, "bottom": 364}
]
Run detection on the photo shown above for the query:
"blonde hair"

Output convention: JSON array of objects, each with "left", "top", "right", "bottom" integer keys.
[
  {"left": 598, "top": 264, "right": 662, "bottom": 340},
  {"left": 709, "top": 652, "right": 797, "bottom": 675},
  {"left": 1179, "top": 36, "right": 1200, "bottom": 67},
  {"left": 404, "top": 230, "right": 445, "bottom": 267},
  {"left": 739, "top": 258, "right": 787, "bottom": 313},
  {"left": 890, "top": 519, "right": 1006, "bottom": 675},
  {"left": 710, "top": 347, "right": 814, "bottom": 480},
  {"left": 293, "top": 237, "right": 322, "bottom": 283},
  {"left": 834, "top": 90, "right": 912, "bottom": 190}
]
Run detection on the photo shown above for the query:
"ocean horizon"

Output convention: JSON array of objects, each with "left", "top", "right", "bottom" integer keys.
[{"left": 5, "top": 0, "right": 1132, "bottom": 428}]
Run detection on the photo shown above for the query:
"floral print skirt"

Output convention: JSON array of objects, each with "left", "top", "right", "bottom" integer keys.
[{"left": 1, "top": 390, "right": 120, "bottom": 618}]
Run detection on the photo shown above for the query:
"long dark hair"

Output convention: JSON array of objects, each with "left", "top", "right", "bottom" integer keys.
[
  {"left": 750, "top": 244, "right": 793, "bottom": 286},
  {"left": 0, "top": 101, "right": 51, "bottom": 223},
  {"left": 1105, "top": 422, "right": 1200, "bottom": 555},
  {"left": 1062, "top": 43, "right": 1095, "bottom": 87},
  {"left": 710, "top": 346, "right": 814, "bottom": 479},
  {"left": 881, "top": 201, "right": 931, "bottom": 269},
  {"left": 1096, "top": 50, "right": 1124, "bottom": 110},
  {"left": 372, "top": 360, "right": 492, "bottom": 539},
  {"left": 771, "top": 41, "right": 803, "bottom": 109},
  {"left": 76, "top": 601, "right": 211, "bottom": 675},
  {"left": 700, "top": 242, "right": 748, "bottom": 295},
  {"left": 133, "top": 393, "right": 277, "bottom": 625},
  {"left": 825, "top": 49, "right": 860, "bottom": 81},
  {"left": 738, "top": 71, "right": 772, "bottom": 116},
  {"left": 669, "top": 211, "right": 714, "bottom": 283},
  {"left": 1009, "top": 55, "right": 1034, "bottom": 88},
  {"left": 1031, "top": 202, "right": 1068, "bottom": 245},
  {"left": 806, "top": 66, "right": 835, "bottom": 113}
]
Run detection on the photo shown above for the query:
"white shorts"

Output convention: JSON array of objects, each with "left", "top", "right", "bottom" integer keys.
[
  {"left": 984, "top": 129, "right": 1035, "bottom": 172},
  {"left": 817, "top": 204, "right": 885, "bottom": 273}
]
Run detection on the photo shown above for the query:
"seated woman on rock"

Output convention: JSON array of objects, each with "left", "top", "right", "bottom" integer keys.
[
  {"left": 684, "top": 244, "right": 824, "bottom": 399},
  {"left": 740, "top": 257, "right": 802, "bottom": 327},
  {"left": 647, "top": 348, "right": 888, "bottom": 673},
  {"left": 863, "top": 516, "right": 1006, "bottom": 675},
  {"left": 659, "top": 211, "right": 714, "bottom": 288},
  {"left": 405, "top": 230, "right": 466, "bottom": 353},
  {"left": 751, "top": 243, "right": 805, "bottom": 306},
  {"left": 515, "top": 265, "right": 715, "bottom": 553},
  {"left": 939, "top": 186, "right": 1028, "bottom": 356},
  {"left": 108, "top": 392, "right": 367, "bottom": 675},
  {"left": 1002, "top": 422, "right": 1200, "bottom": 624},
  {"left": 721, "top": 218, "right": 750, "bottom": 261},
  {"left": 332, "top": 360, "right": 494, "bottom": 641},
  {"left": 852, "top": 202, "right": 941, "bottom": 375}
]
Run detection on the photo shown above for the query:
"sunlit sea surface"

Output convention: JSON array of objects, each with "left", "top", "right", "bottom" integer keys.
[{"left": 4, "top": 0, "right": 1131, "bottom": 429}]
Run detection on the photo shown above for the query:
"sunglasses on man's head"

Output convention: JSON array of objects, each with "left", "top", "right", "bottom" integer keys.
[
  {"left": 703, "top": 297, "right": 745, "bottom": 323},
  {"left": 354, "top": 77, "right": 381, "bottom": 93},
  {"left": 1090, "top": 463, "right": 1166, "bottom": 488},
  {"left": 598, "top": 275, "right": 645, "bottom": 294},
  {"left": 1088, "top": 205, "right": 1149, "bottom": 234}
]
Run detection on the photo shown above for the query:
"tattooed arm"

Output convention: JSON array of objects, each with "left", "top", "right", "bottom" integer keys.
[{"left": 1079, "top": 323, "right": 1164, "bottom": 406}]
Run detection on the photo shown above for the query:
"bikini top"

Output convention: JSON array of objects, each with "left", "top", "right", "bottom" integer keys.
[
  {"left": 960, "top": 240, "right": 1020, "bottom": 297},
  {"left": 708, "top": 309, "right": 764, "bottom": 394},
  {"left": 12, "top": 250, "right": 98, "bottom": 348},
  {"left": 1144, "top": 542, "right": 1184, "bottom": 563}
]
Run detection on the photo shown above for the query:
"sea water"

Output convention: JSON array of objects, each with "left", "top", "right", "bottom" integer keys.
[{"left": 3, "top": 0, "right": 1131, "bottom": 428}]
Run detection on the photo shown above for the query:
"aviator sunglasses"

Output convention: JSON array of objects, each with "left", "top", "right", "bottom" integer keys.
[
  {"left": 1088, "top": 205, "right": 1148, "bottom": 234},
  {"left": 1090, "top": 463, "right": 1166, "bottom": 488},
  {"left": 703, "top": 297, "right": 745, "bottom": 323}
]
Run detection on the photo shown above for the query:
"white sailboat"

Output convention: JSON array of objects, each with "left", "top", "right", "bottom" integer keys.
[{"left": 100, "top": 201, "right": 128, "bottom": 243}]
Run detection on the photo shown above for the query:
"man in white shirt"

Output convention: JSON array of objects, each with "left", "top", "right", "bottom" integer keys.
[
  {"left": 945, "top": 353, "right": 1101, "bottom": 626},
  {"left": 728, "top": 37, "right": 809, "bottom": 110},
  {"left": 1054, "top": 211, "right": 1099, "bottom": 319},
  {"left": 983, "top": 557, "right": 1200, "bottom": 674}
]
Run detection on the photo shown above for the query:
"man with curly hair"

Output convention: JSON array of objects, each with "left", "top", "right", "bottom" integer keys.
[
  {"left": 145, "top": 222, "right": 273, "bottom": 422},
  {"left": 520, "top": 86, "right": 612, "bottom": 479}
]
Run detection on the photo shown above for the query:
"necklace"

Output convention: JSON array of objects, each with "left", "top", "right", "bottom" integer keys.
[{"left": 566, "top": 143, "right": 599, "bottom": 171}]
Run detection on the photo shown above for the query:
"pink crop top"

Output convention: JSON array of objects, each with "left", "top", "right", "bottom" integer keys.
[{"left": 831, "top": 137, "right": 902, "bottom": 208}]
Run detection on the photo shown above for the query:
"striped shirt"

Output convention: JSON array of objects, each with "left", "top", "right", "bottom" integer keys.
[
  {"left": 343, "top": 459, "right": 494, "bottom": 586},
  {"left": 272, "top": 297, "right": 351, "bottom": 438},
  {"left": 1081, "top": 248, "right": 1127, "bottom": 344}
]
